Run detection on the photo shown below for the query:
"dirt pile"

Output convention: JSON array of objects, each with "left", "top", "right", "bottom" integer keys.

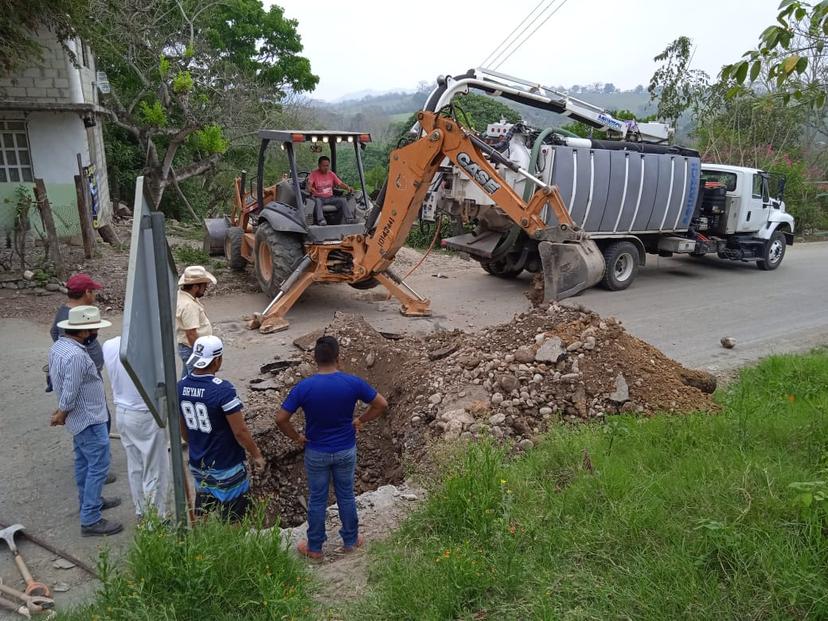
[{"left": 245, "top": 305, "right": 717, "bottom": 526}]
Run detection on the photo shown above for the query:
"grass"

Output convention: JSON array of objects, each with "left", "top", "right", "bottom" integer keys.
[
  {"left": 172, "top": 244, "right": 211, "bottom": 266},
  {"left": 349, "top": 351, "right": 828, "bottom": 620},
  {"left": 57, "top": 511, "right": 312, "bottom": 621}
]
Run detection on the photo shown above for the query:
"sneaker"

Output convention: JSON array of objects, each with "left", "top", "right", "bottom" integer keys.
[
  {"left": 101, "top": 497, "right": 121, "bottom": 511},
  {"left": 318, "top": 218, "right": 327, "bottom": 226},
  {"left": 105, "top": 473, "right": 117, "bottom": 484},
  {"left": 81, "top": 519, "right": 124, "bottom": 537}
]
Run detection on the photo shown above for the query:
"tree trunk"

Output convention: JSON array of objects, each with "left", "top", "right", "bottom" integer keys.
[
  {"left": 74, "top": 175, "right": 97, "bottom": 259},
  {"left": 33, "top": 179, "right": 65, "bottom": 278},
  {"left": 97, "top": 223, "right": 121, "bottom": 245}
]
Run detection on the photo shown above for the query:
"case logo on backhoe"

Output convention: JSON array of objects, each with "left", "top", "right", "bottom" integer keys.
[{"left": 457, "top": 152, "right": 501, "bottom": 194}]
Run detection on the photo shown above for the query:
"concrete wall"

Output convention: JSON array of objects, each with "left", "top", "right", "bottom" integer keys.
[
  {"left": 0, "top": 31, "right": 112, "bottom": 234},
  {"left": 0, "top": 30, "right": 79, "bottom": 104},
  {"left": 0, "top": 112, "right": 95, "bottom": 237}
]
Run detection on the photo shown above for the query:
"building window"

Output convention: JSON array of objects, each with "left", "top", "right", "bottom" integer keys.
[
  {"left": 81, "top": 40, "right": 90, "bottom": 68},
  {"left": 0, "top": 120, "right": 33, "bottom": 183}
]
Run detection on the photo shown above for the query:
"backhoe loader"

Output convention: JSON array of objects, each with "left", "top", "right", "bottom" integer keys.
[{"left": 245, "top": 110, "right": 604, "bottom": 333}]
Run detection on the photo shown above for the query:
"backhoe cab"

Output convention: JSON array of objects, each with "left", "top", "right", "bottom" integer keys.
[{"left": 203, "top": 130, "right": 375, "bottom": 298}]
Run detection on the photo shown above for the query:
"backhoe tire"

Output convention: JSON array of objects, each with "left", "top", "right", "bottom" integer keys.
[
  {"left": 600, "top": 241, "right": 639, "bottom": 291},
  {"left": 480, "top": 259, "right": 523, "bottom": 279},
  {"left": 757, "top": 230, "right": 786, "bottom": 271},
  {"left": 254, "top": 221, "right": 305, "bottom": 299},
  {"left": 349, "top": 277, "right": 380, "bottom": 290},
  {"left": 225, "top": 227, "right": 246, "bottom": 271}
]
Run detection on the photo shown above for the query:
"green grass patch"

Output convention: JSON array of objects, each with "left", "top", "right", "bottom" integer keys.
[
  {"left": 172, "top": 244, "right": 211, "bottom": 266},
  {"left": 350, "top": 351, "right": 828, "bottom": 620},
  {"left": 57, "top": 512, "right": 313, "bottom": 621}
]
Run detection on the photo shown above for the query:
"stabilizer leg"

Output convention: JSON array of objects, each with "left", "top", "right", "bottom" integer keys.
[
  {"left": 374, "top": 271, "right": 431, "bottom": 317},
  {"left": 251, "top": 270, "right": 317, "bottom": 334}
]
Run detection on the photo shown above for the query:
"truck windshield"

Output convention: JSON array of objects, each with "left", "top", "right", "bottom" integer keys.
[{"left": 701, "top": 171, "right": 737, "bottom": 192}]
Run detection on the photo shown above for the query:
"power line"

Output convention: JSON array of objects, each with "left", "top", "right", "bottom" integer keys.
[
  {"left": 487, "top": 0, "right": 556, "bottom": 69},
  {"left": 481, "top": 0, "right": 550, "bottom": 67},
  {"left": 493, "top": 0, "right": 572, "bottom": 71}
]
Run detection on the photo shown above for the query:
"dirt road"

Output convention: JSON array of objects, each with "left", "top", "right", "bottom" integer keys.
[{"left": 1, "top": 242, "right": 826, "bottom": 615}]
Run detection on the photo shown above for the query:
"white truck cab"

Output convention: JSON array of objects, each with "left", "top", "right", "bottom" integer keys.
[{"left": 695, "top": 164, "right": 794, "bottom": 270}]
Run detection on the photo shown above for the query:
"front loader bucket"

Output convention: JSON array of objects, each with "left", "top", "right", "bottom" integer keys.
[
  {"left": 203, "top": 217, "right": 230, "bottom": 256},
  {"left": 538, "top": 239, "right": 605, "bottom": 302}
]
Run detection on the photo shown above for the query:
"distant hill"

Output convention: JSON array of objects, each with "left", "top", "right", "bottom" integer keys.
[{"left": 313, "top": 85, "right": 657, "bottom": 138}]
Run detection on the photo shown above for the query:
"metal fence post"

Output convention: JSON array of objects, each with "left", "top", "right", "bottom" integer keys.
[{"left": 149, "top": 212, "right": 188, "bottom": 526}]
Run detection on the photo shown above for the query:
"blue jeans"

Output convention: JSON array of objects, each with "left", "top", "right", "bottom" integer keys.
[
  {"left": 304, "top": 446, "right": 358, "bottom": 552},
  {"left": 73, "top": 423, "right": 111, "bottom": 527},
  {"left": 178, "top": 344, "right": 193, "bottom": 379}
]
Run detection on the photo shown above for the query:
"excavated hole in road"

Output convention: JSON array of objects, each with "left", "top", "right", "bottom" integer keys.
[
  {"left": 244, "top": 306, "right": 718, "bottom": 528},
  {"left": 245, "top": 315, "right": 414, "bottom": 528}
]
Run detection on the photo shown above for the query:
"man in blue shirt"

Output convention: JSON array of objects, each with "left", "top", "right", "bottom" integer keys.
[
  {"left": 178, "top": 335, "right": 265, "bottom": 522},
  {"left": 277, "top": 336, "right": 387, "bottom": 558}
]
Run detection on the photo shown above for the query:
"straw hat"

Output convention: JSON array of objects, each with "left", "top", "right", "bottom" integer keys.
[
  {"left": 56, "top": 305, "right": 112, "bottom": 330},
  {"left": 178, "top": 265, "right": 217, "bottom": 287}
]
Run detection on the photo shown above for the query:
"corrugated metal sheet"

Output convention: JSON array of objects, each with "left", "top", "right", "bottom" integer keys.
[{"left": 542, "top": 146, "right": 701, "bottom": 234}]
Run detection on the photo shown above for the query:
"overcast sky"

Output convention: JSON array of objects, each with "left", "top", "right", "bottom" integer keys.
[{"left": 269, "top": 0, "right": 780, "bottom": 101}]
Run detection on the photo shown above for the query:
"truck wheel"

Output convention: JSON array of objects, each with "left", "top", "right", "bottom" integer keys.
[
  {"left": 225, "top": 227, "right": 246, "bottom": 271},
  {"left": 600, "top": 241, "right": 639, "bottom": 291},
  {"left": 254, "top": 221, "right": 305, "bottom": 298},
  {"left": 480, "top": 259, "right": 523, "bottom": 279},
  {"left": 757, "top": 230, "right": 786, "bottom": 271}
]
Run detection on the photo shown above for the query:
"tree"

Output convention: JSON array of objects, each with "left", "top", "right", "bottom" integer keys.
[
  {"left": 452, "top": 93, "right": 521, "bottom": 130},
  {"left": 76, "top": 0, "right": 317, "bottom": 211},
  {"left": 0, "top": 0, "right": 85, "bottom": 74},
  {"left": 648, "top": 36, "right": 710, "bottom": 128},
  {"left": 722, "top": 1, "right": 828, "bottom": 111}
]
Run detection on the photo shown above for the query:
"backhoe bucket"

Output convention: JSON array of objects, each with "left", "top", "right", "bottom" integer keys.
[
  {"left": 203, "top": 217, "right": 230, "bottom": 256},
  {"left": 538, "top": 239, "right": 605, "bottom": 302}
]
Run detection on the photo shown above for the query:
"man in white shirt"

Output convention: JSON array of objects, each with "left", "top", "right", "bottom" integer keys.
[{"left": 102, "top": 336, "right": 171, "bottom": 520}]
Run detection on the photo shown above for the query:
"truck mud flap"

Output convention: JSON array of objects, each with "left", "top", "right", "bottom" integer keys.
[{"left": 538, "top": 239, "right": 605, "bottom": 302}]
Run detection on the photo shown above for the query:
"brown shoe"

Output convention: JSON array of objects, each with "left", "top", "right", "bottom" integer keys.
[
  {"left": 297, "top": 540, "right": 323, "bottom": 560},
  {"left": 341, "top": 534, "right": 365, "bottom": 553}
]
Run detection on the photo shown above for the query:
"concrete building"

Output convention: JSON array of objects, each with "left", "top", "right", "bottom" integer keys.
[{"left": 0, "top": 30, "right": 111, "bottom": 238}]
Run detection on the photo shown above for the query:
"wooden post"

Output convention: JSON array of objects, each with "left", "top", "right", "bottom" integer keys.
[
  {"left": 33, "top": 178, "right": 65, "bottom": 278},
  {"left": 74, "top": 174, "right": 96, "bottom": 259}
]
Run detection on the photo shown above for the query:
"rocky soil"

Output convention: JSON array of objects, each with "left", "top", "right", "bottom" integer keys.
[{"left": 245, "top": 304, "right": 717, "bottom": 527}]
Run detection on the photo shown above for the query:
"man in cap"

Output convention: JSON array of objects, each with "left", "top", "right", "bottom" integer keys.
[
  {"left": 49, "top": 306, "right": 123, "bottom": 537},
  {"left": 177, "top": 335, "right": 265, "bottom": 521},
  {"left": 102, "top": 335, "right": 171, "bottom": 521},
  {"left": 176, "top": 266, "right": 216, "bottom": 377},
  {"left": 49, "top": 274, "right": 116, "bottom": 473},
  {"left": 277, "top": 335, "right": 387, "bottom": 558}
]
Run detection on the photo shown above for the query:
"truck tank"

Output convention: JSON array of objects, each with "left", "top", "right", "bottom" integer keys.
[{"left": 538, "top": 140, "right": 702, "bottom": 235}]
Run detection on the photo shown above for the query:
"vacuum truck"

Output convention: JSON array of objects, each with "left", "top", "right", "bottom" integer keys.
[{"left": 423, "top": 69, "right": 795, "bottom": 290}]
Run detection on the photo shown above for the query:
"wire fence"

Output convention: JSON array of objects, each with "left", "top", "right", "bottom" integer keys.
[{"left": 0, "top": 195, "right": 82, "bottom": 272}]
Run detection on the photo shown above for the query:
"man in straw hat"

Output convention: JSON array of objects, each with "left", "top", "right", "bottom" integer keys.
[
  {"left": 176, "top": 265, "right": 216, "bottom": 377},
  {"left": 48, "top": 305, "right": 124, "bottom": 537}
]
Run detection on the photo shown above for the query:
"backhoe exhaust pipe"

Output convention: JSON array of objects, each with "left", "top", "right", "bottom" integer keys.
[{"left": 538, "top": 238, "right": 605, "bottom": 302}]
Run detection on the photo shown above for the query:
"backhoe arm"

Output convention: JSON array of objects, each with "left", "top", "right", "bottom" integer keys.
[{"left": 360, "top": 111, "right": 578, "bottom": 275}]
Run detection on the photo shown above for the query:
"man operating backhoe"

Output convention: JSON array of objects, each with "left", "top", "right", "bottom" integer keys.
[{"left": 308, "top": 156, "right": 355, "bottom": 225}]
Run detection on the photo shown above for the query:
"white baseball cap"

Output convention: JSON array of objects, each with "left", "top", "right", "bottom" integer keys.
[{"left": 187, "top": 335, "right": 224, "bottom": 369}]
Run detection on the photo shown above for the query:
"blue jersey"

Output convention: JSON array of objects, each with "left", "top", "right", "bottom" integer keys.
[
  {"left": 281, "top": 371, "right": 377, "bottom": 453},
  {"left": 177, "top": 373, "right": 244, "bottom": 471}
]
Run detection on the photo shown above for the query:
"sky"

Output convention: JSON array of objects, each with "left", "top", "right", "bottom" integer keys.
[{"left": 269, "top": 0, "right": 780, "bottom": 101}]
